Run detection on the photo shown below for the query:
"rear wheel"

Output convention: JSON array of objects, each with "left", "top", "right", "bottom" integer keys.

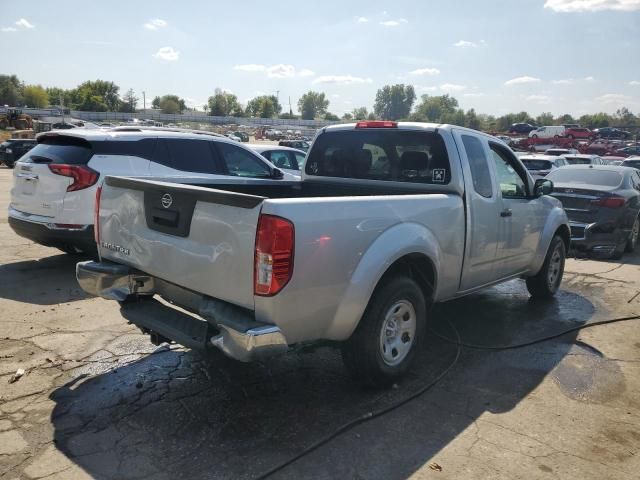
[
  {"left": 625, "top": 217, "right": 639, "bottom": 253},
  {"left": 526, "top": 235, "right": 565, "bottom": 298},
  {"left": 531, "top": 134, "right": 538, "bottom": 139},
  {"left": 341, "top": 276, "right": 426, "bottom": 388}
]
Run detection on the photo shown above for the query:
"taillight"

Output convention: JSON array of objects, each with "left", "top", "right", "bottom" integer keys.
[
  {"left": 48, "top": 164, "right": 98, "bottom": 192},
  {"left": 591, "top": 197, "right": 625, "bottom": 208},
  {"left": 254, "top": 215, "right": 294, "bottom": 296},
  {"left": 355, "top": 121, "right": 397, "bottom": 128},
  {"left": 94, "top": 185, "right": 102, "bottom": 245}
]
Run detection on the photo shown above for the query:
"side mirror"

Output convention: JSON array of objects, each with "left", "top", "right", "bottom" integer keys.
[
  {"left": 271, "top": 167, "right": 284, "bottom": 179},
  {"left": 534, "top": 178, "right": 553, "bottom": 197}
]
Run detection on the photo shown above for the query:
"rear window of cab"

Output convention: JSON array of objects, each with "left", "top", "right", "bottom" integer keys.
[{"left": 305, "top": 130, "right": 450, "bottom": 184}]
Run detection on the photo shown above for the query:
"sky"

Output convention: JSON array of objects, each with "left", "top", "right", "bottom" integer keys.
[{"left": 1, "top": 0, "right": 639, "bottom": 117}]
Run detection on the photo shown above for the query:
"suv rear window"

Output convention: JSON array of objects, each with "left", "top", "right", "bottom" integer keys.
[
  {"left": 564, "top": 157, "right": 593, "bottom": 165},
  {"left": 547, "top": 169, "right": 623, "bottom": 187},
  {"left": 305, "top": 130, "right": 450, "bottom": 184},
  {"left": 522, "top": 160, "right": 553, "bottom": 170},
  {"left": 23, "top": 136, "right": 92, "bottom": 164}
]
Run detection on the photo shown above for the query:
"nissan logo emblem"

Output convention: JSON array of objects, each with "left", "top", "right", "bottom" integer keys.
[{"left": 161, "top": 193, "right": 173, "bottom": 209}]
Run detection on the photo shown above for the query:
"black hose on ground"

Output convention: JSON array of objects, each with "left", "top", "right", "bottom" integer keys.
[{"left": 255, "top": 314, "right": 640, "bottom": 479}]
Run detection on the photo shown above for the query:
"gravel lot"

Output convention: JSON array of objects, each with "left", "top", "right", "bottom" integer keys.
[{"left": 0, "top": 165, "right": 639, "bottom": 480}]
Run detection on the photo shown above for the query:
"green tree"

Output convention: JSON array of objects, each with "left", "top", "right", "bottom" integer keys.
[
  {"left": 279, "top": 112, "right": 298, "bottom": 120},
  {"left": 324, "top": 112, "right": 339, "bottom": 121},
  {"left": 578, "top": 113, "right": 611, "bottom": 128},
  {"left": 208, "top": 88, "right": 240, "bottom": 116},
  {"left": 536, "top": 112, "right": 554, "bottom": 126},
  {"left": 157, "top": 94, "right": 186, "bottom": 114},
  {"left": 556, "top": 114, "right": 575, "bottom": 125},
  {"left": 614, "top": 107, "right": 637, "bottom": 127},
  {"left": 297, "top": 91, "right": 329, "bottom": 120},
  {"left": 411, "top": 94, "right": 459, "bottom": 122},
  {"left": 23, "top": 85, "right": 48, "bottom": 108},
  {"left": 367, "top": 112, "right": 377, "bottom": 120},
  {"left": 342, "top": 112, "right": 353, "bottom": 121},
  {"left": 0, "top": 75, "right": 24, "bottom": 106},
  {"left": 72, "top": 80, "right": 120, "bottom": 111},
  {"left": 46, "top": 87, "right": 73, "bottom": 108},
  {"left": 152, "top": 96, "right": 161, "bottom": 109},
  {"left": 246, "top": 95, "right": 281, "bottom": 118},
  {"left": 464, "top": 108, "right": 481, "bottom": 130},
  {"left": 120, "top": 88, "right": 138, "bottom": 113},
  {"left": 373, "top": 84, "right": 416, "bottom": 120},
  {"left": 352, "top": 107, "right": 369, "bottom": 120}
]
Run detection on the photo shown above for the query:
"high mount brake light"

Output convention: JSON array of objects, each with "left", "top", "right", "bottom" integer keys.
[
  {"left": 355, "top": 121, "right": 398, "bottom": 128},
  {"left": 254, "top": 215, "right": 294, "bottom": 296},
  {"left": 48, "top": 164, "right": 99, "bottom": 192}
]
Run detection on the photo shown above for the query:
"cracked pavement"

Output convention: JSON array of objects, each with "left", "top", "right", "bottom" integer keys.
[{"left": 0, "top": 167, "right": 639, "bottom": 479}]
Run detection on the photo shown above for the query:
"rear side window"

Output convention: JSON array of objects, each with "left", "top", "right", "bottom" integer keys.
[
  {"left": 216, "top": 142, "right": 271, "bottom": 177},
  {"left": 154, "top": 139, "right": 221, "bottom": 174},
  {"left": 461, "top": 135, "right": 493, "bottom": 198},
  {"left": 24, "top": 136, "right": 92, "bottom": 164},
  {"left": 93, "top": 138, "right": 156, "bottom": 159},
  {"left": 305, "top": 130, "right": 450, "bottom": 184},
  {"left": 265, "top": 150, "right": 298, "bottom": 170}
]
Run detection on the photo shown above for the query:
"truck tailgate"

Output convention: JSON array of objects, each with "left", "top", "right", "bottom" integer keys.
[{"left": 98, "top": 177, "right": 265, "bottom": 310}]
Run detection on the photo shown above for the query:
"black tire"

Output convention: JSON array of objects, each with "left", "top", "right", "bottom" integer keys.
[
  {"left": 567, "top": 134, "right": 574, "bottom": 139},
  {"left": 531, "top": 134, "right": 538, "bottom": 139},
  {"left": 526, "top": 235, "right": 565, "bottom": 298},
  {"left": 341, "top": 276, "right": 426, "bottom": 388},
  {"left": 625, "top": 217, "right": 639, "bottom": 253}
]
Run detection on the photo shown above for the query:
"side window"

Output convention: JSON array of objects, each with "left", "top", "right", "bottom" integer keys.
[
  {"left": 461, "top": 135, "right": 493, "bottom": 198},
  {"left": 268, "top": 151, "right": 292, "bottom": 169},
  {"left": 293, "top": 152, "right": 305, "bottom": 170},
  {"left": 216, "top": 142, "right": 271, "bottom": 177},
  {"left": 489, "top": 145, "right": 528, "bottom": 199},
  {"left": 159, "top": 139, "right": 220, "bottom": 174}
]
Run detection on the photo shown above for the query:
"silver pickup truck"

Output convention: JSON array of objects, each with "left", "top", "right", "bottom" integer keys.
[{"left": 77, "top": 122, "right": 570, "bottom": 387}]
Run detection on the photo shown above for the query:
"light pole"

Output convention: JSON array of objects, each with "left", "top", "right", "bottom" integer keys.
[{"left": 142, "top": 91, "right": 146, "bottom": 112}]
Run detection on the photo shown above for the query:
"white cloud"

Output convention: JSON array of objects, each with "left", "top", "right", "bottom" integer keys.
[
  {"left": 463, "top": 93, "right": 485, "bottom": 97},
  {"left": 266, "top": 64, "right": 296, "bottom": 78},
  {"left": 505, "top": 76, "right": 541, "bottom": 86},
  {"left": 144, "top": 18, "right": 167, "bottom": 30},
  {"left": 526, "top": 95, "right": 551, "bottom": 102},
  {"left": 298, "top": 69, "right": 315, "bottom": 77},
  {"left": 552, "top": 79, "right": 574, "bottom": 84},
  {"left": 380, "top": 18, "right": 408, "bottom": 27},
  {"left": 544, "top": 0, "right": 640, "bottom": 12},
  {"left": 629, "top": 80, "right": 640, "bottom": 86},
  {"left": 313, "top": 75, "right": 373, "bottom": 85},
  {"left": 153, "top": 46, "right": 179, "bottom": 61},
  {"left": 453, "top": 40, "right": 478, "bottom": 48},
  {"left": 15, "top": 18, "right": 34, "bottom": 29},
  {"left": 410, "top": 67, "right": 441, "bottom": 76},
  {"left": 440, "top": 83, "right": 466, "bottom": 92},
  {"left": 416, "top": 86, "right": 438, "bottom": 92},
  {"left": 596, "top": 93, "right": 633, "bottom": 103},
  {"left": 233, "top": 64, "right": 266, "bottom": 72},
  {"left": 1, "top": 27, "right": 17, "bottom": 33},
  {"left": 584, "top": 76, "right": 595, "bottom": 81},
  {"left": 356, "top": 16, "right": 369, "bottom": 23}
]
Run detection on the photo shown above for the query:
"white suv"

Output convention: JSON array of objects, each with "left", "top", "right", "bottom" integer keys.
[{"left": 8, "top": 127, "right": 297, "bottom": 254}]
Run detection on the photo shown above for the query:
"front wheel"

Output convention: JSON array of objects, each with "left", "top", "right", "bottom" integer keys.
[
  {"left": 531, "top": 134, "right": 538, "bottom": 139},
  {"left": 526, "top": 235, "right": 565, "bottom": 298},
  {"left": 342, "top": 276, "right": 426, "bottom": 388}
]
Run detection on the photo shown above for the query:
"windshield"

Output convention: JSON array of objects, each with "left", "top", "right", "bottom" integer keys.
[
  {"left": 547, "top": 169, "right": 623, "bottom": 187},
  {"left": 522, "top": 160, "right": 553, "bottom": 171},
  {"left": 564, "top": 157, "right": 593, "bottom": 165}
]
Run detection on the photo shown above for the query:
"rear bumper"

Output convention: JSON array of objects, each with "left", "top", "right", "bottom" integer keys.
[
  {"left": 569, "top": 221, "right": 629, "bottom": 255},
  {"left": 8, "top": 209, "right": 95, "bottom": 252},
  {"left": 76, "top": 260, "right": 288, "bottom": 361}
]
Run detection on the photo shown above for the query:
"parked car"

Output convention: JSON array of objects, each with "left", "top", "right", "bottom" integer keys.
[
  {"left": 548, "top": 165, "right": 640, "bottom": 259},
  {"left": 529, "top": 126, "right": 566, "bottom": 139},
  {"left": 520, "top": 154, "right": 568, "bottom": 179},
  {"left": 615, "top": 146, "right": 640, "bottom": 157},
  {"left": 278, "top": 139, "right": 310, "bottom": 152},
  {"left": 565, "top": 127, "right": 592, "bottom": 140},
  {"left": 593, "top": 127, "right": 631, "bottom": 139},
  {"left": 233, "top": 131, "right": 249, "bottom": 142},
  {"left": 562, "top": 124, "right": 580, "bottom": 129},
  {"left": 545, "top": 148, "right": 579, "bottom": 157},
  {"left": 508, "top": 123, "right": 536, "bottom": 134},
  {"left": 77, "top": 121, "right": 570, "bottom": 387},
  {"left": 621, "top": 157, "right": 640, "bottom": 170},
  {"left": 8, "top": 128, "right": 297, "bottom": 255},
  {"left": 247, "top": 144, "right": 305, "bottom": 175},
  {"left": 585, "top": 139, "right": 626, "bottom": 156},
  {"left": 0, "top": 138, "right": 36, "bottom": 168},
  {"left": 563, "top": 154, "right": 604, "bottom": 165},
  {"left": 225, "top": 133, "right": 242, "bottom": 142},
  {"left": 602, "top": 156, "right": 626, "bottom": 166}
]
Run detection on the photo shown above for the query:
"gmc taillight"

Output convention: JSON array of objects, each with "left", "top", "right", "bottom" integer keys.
[
  {"left": 254, "top": 215, "right": 294, "bottom": 296},
  {"left": 48, "top": 164, "right": 99, "bottom": 192},
  {"left": 94, "top": 185, "right": 102, "bottom": 245},
  {"left": 591, "top": 197, "right": 625, "bottom": 208}
]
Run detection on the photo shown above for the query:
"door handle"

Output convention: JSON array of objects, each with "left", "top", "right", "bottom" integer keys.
[
  {"left": 500, "top": 209, "right": 512, "bottom": 217},
  {"left": 17, "top": 173, "right": 39, "bottom": 181}
]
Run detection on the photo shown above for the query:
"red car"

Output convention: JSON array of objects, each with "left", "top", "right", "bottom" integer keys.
[{"left": 565, "top": 127, "right": 592, "bottom": 140}]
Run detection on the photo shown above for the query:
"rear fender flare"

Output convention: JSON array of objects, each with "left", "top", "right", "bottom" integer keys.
[{"left": 325, "top": 222, "right": 442, "bottom": 340}]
